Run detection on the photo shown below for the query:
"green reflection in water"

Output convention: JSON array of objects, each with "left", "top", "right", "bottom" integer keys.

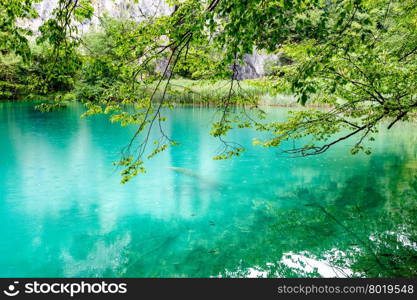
[{"left": 0, "top": 102, "right": 416, "bottom": 277}]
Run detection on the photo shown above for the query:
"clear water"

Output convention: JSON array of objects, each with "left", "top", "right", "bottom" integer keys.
[{"left": 1, "top": 102, "right": 416, "bottom": 277}]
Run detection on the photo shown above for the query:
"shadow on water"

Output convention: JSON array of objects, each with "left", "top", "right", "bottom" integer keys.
[
  {"left": 117, "top": 154, "right": 417, "bottom": 278},
  {"left": 209, "top": 156, "right": 417, "bottom": 278}
]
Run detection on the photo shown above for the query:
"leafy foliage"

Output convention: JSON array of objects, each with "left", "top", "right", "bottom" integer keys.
[{"left": 1, "top": 0, "right": 416, "bottom": 182}]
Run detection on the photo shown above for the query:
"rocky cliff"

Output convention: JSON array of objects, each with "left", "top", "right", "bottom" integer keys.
[{"left": 20, "top": 0, "right": 172, "bottom": 33}]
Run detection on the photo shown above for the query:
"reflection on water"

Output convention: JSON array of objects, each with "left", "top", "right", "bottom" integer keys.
[{"left": 0, "top": 102, "right": 416, "bottom": 277}]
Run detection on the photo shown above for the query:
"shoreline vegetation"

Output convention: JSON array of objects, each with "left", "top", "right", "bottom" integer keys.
[{"left": 1, "top": 78, "right": 331, "bottom": 108}]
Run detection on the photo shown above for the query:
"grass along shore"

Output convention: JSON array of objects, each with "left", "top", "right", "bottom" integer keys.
[{"left": 2, "top": 78, "right": 331, "bottom": 108}]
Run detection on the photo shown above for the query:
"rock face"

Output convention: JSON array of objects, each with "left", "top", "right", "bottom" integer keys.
[
  {"left": 155, "top": 57, "right": 172, "bottom": 78},
  {"left": 234, "top": 53, "right": 272, "bottom": 80},
  {"left": 234, "top": 52, "right": 291, "bottom": 80},
  {"left": 21, "top": 0, "right": 173, "bottom": 33}
]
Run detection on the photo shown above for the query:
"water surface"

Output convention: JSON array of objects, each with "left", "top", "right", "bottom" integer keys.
[{"left": 1, "top": 102, "right": 416, "bottom": 277}]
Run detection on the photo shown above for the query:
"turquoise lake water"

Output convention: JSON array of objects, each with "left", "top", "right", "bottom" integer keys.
[{"left": 1, "top": 102, "right": 417, "bottom": 277}]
